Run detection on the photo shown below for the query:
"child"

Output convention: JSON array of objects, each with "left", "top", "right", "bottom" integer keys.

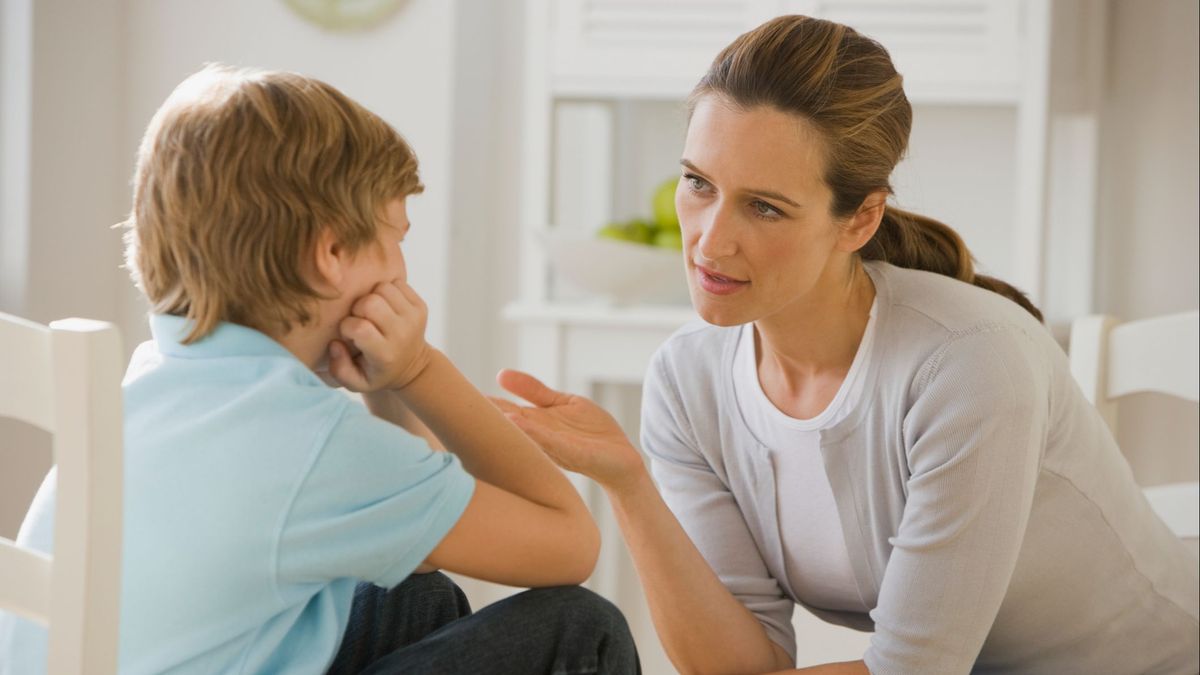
[{"left": 0, "top": 64, "right": 637, "bottom": 674}]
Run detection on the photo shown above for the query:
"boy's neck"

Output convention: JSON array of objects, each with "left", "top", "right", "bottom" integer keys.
[{"left": 269, "top": 321, "right": 338, "bottom": 371}]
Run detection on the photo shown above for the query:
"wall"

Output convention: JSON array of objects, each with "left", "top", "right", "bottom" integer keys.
[
  {"left": 0, "top": 0, "right": 126, "bottom": 537},
  {"left": 442, "top": 0, "right": 524, "bottom": 390},
  {"left": 1094, "top": 0, "right": 1199, "bottom": 485}
]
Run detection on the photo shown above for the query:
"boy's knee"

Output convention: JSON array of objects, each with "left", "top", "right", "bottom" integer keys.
[
  {"left": 398, "top": 571, "right": 458, "bottom": 595},
  {"left": 397, "top": 571, "right": 469, "bottom": 609},
  {"left": 526, "top": 586, "right": 631, "bottom": 635}
]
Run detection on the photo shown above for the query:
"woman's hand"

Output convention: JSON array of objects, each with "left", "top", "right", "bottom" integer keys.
[
  {"left": 493, "top": 369, "right": 645, "bottom": 492},
  {"left": 325, "top": 279, "right": 433, "bottom": 392}
]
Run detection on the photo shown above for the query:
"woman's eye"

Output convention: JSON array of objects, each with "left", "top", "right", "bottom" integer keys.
[
  {"left": 751, "top": 200, "right": 781, "bottom": 219},
  {"left": 685, "top": 175, "right": 707, "bottom": 191}
]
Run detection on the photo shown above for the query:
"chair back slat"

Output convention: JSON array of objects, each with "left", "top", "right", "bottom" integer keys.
[
  {"left": 46, "top": 319, "right": 124, "bottom": 675},
  {"left": 1069, "top": 309, "right": 1199, "bottom": 546},
  {"left": 0, "top": 539, "right": 52, "bottom": 623},
  {"left": 0, "top": 314, "right": 123, "bottom": 675},
  {"left": 1143, "top": 483, "right": 1200, "bottom": 539},
  {"left": 1107, "top": 311, "right": 1200, "bottom": 402},
  {"left": 0, "top": 312, "right": 54, "bottom": 431}
]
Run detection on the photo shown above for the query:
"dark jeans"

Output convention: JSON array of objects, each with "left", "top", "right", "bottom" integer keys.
[{"left": 325, "top": 573, "right": 640, "bottom": 675}]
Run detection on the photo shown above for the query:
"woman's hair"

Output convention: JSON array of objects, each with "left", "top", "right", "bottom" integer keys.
[
  {"left": 689, "top": 15, "right": 1042, "bottom": 321},
  {"left": 123, "top": 63, "right": 424, "bottom": 343}
]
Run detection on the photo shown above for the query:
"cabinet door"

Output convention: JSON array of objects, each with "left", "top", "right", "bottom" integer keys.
[
  {"left": 549, "top": 0, "right": 780, "bottom": 98},
  {"left": 790, "top": 0, "right": 1023, "bottom": 103},
  {"left": 548, "top": 0, "right": 1026, "bottom": 104}
]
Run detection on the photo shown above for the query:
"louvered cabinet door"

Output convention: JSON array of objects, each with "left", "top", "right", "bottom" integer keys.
[
  {"left": 791, "top": 0, "right": 1024, "bottom": 103},
  {"left": 549, "top": 0, "right": 782, "bottom": 98}
]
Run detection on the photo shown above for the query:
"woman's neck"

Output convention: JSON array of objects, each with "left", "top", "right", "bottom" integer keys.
[{"left": 753, "top": 262, "right": 875, "bottom": 411}]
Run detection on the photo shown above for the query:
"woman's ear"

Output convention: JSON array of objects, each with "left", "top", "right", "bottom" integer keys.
[
  {"left": 312, "top": 227, "right": 347, "bottom": 291},
  {"left": 838, "top": 191, "right": 887, "bottom": 252}
]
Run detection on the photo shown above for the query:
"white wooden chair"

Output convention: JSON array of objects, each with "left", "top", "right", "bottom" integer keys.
[
  {"left": 0, "top": 312, "right": 123, "bottom": 674},
  {"left": 1069, "top": 310, "right": 1200, "bottom": 541}
]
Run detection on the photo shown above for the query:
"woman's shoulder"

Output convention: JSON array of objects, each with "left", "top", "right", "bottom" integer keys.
[
  {"left": 869, "top": 261, "right": 1050, "bottom": 346},
  {"left": 645, "top": 319, "right": 739, "bottom": 397},
  {"left": 864, "top": 262, "right": 1063, "bottom": 401},
  {"left": 653, "top": 319, "right": 737, "bottom": 368}
]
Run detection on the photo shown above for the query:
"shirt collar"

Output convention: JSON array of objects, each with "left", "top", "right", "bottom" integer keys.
[{"left": 149, "top": 314, "right": 297, "bottom": 361}]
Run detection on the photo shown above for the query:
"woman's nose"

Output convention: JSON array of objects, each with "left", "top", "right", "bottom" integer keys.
[{"left": 695, "top": 203, "right": 738, "bottom": 261}]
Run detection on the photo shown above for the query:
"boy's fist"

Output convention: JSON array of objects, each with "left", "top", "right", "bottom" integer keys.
[{"left": 326, "top": 279, "right": 433, "bottom": 392}]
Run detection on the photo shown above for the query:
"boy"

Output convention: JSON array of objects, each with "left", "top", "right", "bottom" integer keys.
[{"left": 0, "top": 64, "right": 637, "bottom": 674}]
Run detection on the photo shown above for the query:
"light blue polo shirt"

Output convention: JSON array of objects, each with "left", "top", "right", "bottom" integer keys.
[{"left": 0, "top": 314, "right": 475, "bottom": 675}]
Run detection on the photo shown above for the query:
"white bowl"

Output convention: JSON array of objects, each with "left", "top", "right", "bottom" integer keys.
[{"left": 540, "top": 230, "right": 691, "bottom": 305}]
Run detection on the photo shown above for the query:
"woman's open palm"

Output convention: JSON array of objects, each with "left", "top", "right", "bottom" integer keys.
[{"left": 493, "top": 369, "right": 644, "bottom": 489}]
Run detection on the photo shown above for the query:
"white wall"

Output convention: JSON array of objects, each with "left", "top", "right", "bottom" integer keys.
[
  {"left": 1094, "top": 0, "right": 1199, "bottom": 486},
  {"left": 442, "top": 0, "right": 524, "bottom": 390},
  {"left": 0, "top": 0, "right": 126, "bottom": 538}
]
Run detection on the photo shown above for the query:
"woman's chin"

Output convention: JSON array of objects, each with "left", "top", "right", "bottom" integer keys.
[{"left": 689, "top": 291, "right": 751, "bottom": 327}]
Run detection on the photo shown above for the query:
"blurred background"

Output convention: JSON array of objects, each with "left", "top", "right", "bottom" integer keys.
[{"left": 1, "top": 0, "right": 1197, "bottom": 671}]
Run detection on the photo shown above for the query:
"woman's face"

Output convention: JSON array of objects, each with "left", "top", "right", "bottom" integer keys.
[{"left": 677, "top": 98, "right": 852, "bottom": 327}]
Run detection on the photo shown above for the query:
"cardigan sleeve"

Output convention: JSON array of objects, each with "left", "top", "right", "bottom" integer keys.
[
  {"left": 865, "top": 325, "right": 1048, "bottom": 675},
  {"left": 640, "top": 349, "right": 799, "bottom": 662}
]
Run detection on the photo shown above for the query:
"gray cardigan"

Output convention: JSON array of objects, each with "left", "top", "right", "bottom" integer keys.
[{"left": 641, "top": 262, "right": 1199, "bottom": 675}]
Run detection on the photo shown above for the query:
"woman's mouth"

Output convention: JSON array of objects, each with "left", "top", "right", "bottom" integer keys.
[{"left": 694, "top": 264, "right": 749, "bottom": 296}]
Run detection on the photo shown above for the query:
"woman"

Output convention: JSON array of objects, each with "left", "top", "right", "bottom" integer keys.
[{"left": 495, "top": 15, "right": 1200, "bottom": 675}]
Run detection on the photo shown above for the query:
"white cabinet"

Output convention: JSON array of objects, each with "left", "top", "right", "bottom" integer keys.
[
  {"left": 511, "top": 0, "right": 1103, "bottom": 384},
  {"left": 507, "top": 1, "right": 1105, "bottom": 669},
  {"left": 797, "top": 0, "right": 1024, "bottom": 103},
  {"left": 547, "top": 0, "right": 1026, "bottom": 102},
  {"left": 548, "top": 0, "right": 778, "bottom": 98}
]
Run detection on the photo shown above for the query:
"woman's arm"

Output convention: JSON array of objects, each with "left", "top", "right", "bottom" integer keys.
[
  {"left": 608, "top": 470, "right": 798, "bottom": 675},
  {"left": 496, "top": 368, "right": 796, "bottom": 675},
  {"left": 860, "top": 328, "right": 1045, "bottom": 674},
  {"left": 766, "top": 663, "right": 868, "bottom": 674}
]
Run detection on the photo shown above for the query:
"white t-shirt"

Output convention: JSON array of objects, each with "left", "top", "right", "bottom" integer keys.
[{"left": 732, "top": 300, "right": 877, "bottom": 613}]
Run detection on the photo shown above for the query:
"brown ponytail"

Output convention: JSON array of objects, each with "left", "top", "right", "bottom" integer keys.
[
  {"left": 863, "top": 207, "right": 1043, "bottom": 322},
  {"left": 690, "top": 15, "right": 1043, "bottom": 321}
]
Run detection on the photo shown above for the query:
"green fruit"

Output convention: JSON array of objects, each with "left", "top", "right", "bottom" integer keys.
[
  {"left": 597, "top": 223, "right": 631, "bottom": 242},
  {"left": 651, "top": 177, "right": 679, "bottom": 229},
  {"left": 653, "top": 228, "right": 683, "bottom": 251},
  {"left": 624, "top": 218, "right": 656, "bottom": 245}
]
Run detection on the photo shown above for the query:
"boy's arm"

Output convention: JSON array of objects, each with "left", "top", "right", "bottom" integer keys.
[
  {"left": 384, "top": 351, "right": 600, "bottom": 585},
  {"left": 378, "top": 351, "right": 581, "bottom": 510},
  {"left": 328, "top": 281, "right": 599, "bottom": 587},
  {"left": 364, "top": 391, "right": 445, "bottom": 575},
  {"left": 363, "top": 391, "right": 444, "bottom": 451}
]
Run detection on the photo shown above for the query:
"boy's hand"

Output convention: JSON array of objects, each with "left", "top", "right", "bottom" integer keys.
[{"left": 326, "top": 279, "right": 433, "bottom": 392}]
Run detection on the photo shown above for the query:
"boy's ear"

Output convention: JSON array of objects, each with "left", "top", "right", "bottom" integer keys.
[
  {"left": 312, "top": 227, "right": 347, "bottom": 290},
  {"left": 838, "top": 191, "right": 887, "bottom": 253}
]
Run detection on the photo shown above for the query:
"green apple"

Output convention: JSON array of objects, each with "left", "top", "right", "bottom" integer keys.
[
  {"left": 653, "top": 228, "right": 683, "bottom": 251},
  {"left": 625, "top": 218, "right": 656, "bottom": 245},
  {"left": 651, "top": 177, "right": 679, "bottom": 229},
  {"left": 597, "top": 223, "right": 632, "bottom": 242},
  {"left": 597, "top": 219, "right": 657, "bottom": 245}
]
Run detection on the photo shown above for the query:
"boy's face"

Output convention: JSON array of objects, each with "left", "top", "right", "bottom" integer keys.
[{"left": 343, "top": 197, "right": 410, "bottom": 296}]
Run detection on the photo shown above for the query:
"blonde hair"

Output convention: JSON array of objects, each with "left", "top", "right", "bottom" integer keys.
[
  {"left": 691, "top": 16, "right": 1043, "bottom": 321},
  {"left": 124, "top": 64, "right": 424, "bottom": 343}
]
